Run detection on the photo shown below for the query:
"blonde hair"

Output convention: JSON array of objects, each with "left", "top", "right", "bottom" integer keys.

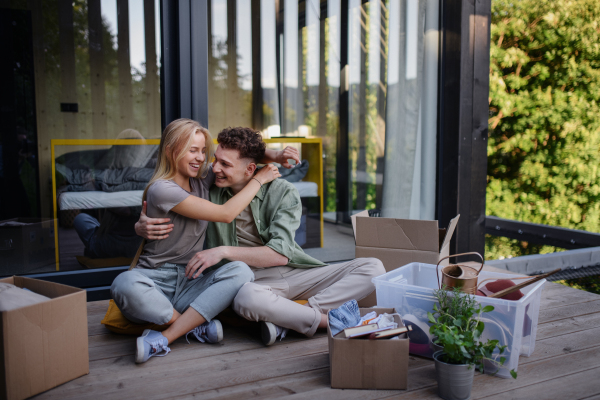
[{"left": 129, "top": 118, "right": 214, "bottom": 270}]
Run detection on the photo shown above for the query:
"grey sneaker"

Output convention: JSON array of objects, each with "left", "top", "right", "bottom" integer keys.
[
  {"left": 260, "top": 321, "right": 288, "bottom": 346},
  {"left": 136, "top": 330, "right": 170, "bottom": 363},
  {"left": 186, "top": 319, "right": 223, "bottom": 344}
]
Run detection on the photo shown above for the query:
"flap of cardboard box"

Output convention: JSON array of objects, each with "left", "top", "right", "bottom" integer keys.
[
  {"left": 352, "top": 214, "right": 440, "bottom": 252},
  {"left": 439, "top": 214, "right": 460, "bottom": 259}
]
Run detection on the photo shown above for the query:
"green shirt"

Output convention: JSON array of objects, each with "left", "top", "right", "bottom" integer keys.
[{"left": 206, "top": 179, "right": 327, "bottom": 269}]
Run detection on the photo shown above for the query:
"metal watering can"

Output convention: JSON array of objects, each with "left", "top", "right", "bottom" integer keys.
[{"left": 436, "top": 252, "right": 484, "bottom": 295}]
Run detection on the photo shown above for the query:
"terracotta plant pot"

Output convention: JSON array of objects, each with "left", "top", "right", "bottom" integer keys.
[{"left": 433, "top": 351, "right": 475, "bottom": 400}]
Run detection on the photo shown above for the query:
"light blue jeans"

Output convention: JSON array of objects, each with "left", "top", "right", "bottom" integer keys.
[{"left": 111, "top": 262, "right": 254, "bottom": 325}]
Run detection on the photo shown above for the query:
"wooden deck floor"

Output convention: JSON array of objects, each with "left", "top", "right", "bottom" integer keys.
[{"left": 34, "top": 281, "right": 600, "bottom": 400}]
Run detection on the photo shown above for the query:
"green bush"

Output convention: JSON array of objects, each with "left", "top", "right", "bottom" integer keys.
[{"left": 488, "top": 0, "right": 600, "bottom": 259}]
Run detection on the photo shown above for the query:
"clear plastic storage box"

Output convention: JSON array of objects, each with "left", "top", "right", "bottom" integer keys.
[{"left": 373, "top": 262, "right": 545, "bottom": 378}]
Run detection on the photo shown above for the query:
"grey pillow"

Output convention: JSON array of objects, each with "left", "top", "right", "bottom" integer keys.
[
  {"left": 0, "top": 283, "right": 50, "bottom": 312},
  {"left": 279, "top": 160, "right": 309, "bottom": 183},
  {"left": 98, "top": 145, "right": 158, "bottom": 170}
]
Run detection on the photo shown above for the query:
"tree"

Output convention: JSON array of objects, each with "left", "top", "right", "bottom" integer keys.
[{"left": 487, "top": 0, "right": 600, "bottom": 259}]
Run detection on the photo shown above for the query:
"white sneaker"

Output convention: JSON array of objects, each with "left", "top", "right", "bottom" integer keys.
[{"left": 260, "top": 321, "right": 288, "bottom": 346}]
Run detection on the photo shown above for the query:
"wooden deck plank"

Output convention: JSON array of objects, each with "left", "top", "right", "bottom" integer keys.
[
  {"left": 86, "top": 300, "right": 110, "bottom": 313},
  {"left": 170, "top": 357, "right": 433, "bottom": 400},
  {"left": 536, "top": 311, "right": 600, "bottom": 340},
  {"left": 538, "top": 282, "right": 600, "bottom": 310},
  {"left": 37, "top": 351, "right": 332, "bottom": 400},
  {"left": 278, "top": 343, "right": 600, "bottom": 400},
  {"left": 480, "top": 366, "right": 600, "bottom": 400},
  {"left": 460, "top": 345, "right": 600, "bottom": 397},
  {"left": 33, "top": 280, "right": 600, "bottom": 400},
  {"left": 38, "top": 337, "right": 435, "bottom": 400},
  {"left": 518, "top": 327, "right": 600, "bottom": 365},
  {"left": 171, "top": 369, "right": 332, "bottom": 400},
  {"left": 87, "top": 329, "right": 327, "bottom": 363},
  {"left": 375, "top": 345, "right": 600, "bottom": 400},
  {"left": 538, "top": 299, "right": 600, "bottom": 324}
]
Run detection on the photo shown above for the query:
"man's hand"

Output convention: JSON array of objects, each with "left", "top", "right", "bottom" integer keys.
[
  {"left": 135, "top": 201, "right": 174, "bottom": 240},
  {"left": 185, "top": 247, "right": 227, "bottom": 279},
  {"left": 277, "top": 146, "right": 301, "bottom": 169}
]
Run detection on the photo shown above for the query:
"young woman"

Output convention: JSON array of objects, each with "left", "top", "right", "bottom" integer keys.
[{"left": 110, "top": 119, "right": 288, "bottom": 363}]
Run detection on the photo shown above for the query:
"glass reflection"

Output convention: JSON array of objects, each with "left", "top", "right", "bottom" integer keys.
[
  {"left": 205, "top": 0, "right": 441, "bottom": 256},
  {"left": 0, "top": 0, "right": 161, "bottom": 274},
  {"left": 261, "top": 0, "right": 280, "bottom": 129}
]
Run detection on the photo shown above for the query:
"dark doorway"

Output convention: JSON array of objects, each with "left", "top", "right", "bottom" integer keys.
[{"left": 0, "top": 8, "right": 40, "bottom": 220}]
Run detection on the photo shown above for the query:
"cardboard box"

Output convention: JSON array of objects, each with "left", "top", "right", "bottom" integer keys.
[
  {"left": 328, "top": 307, "right": 409, "bottom": 390},
  {"left": 0, "top": 277, "right": 89, "bottom": 400},
  {"left": 0, "top": 218, "right": 56, "bottom": 275},
  {"left": 351, "top": 212, "right": 460, "bottom": 306}
]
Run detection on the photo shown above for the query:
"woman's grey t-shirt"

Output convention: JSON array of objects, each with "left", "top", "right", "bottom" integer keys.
[{"left": 137, "top": 168, "right": 215, "bottom": 269}]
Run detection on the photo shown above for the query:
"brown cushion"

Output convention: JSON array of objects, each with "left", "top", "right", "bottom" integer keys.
[{"left": 101, "top": 299, "right": 168, "bottom": 335}]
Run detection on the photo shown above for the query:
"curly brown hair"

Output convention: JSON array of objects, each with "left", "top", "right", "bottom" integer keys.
[{"left": 217, "top": 127, "right": 266, "bottom": 163}]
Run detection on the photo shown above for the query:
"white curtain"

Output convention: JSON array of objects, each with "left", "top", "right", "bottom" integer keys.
[{"left": 381, "top": 0, "right": 438, "bottom": 220}]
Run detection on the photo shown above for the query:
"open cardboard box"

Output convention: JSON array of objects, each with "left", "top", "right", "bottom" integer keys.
[
  {"left": 351, "top": 212, "right": 460, "bottom": 306},
  {"left": 328, "top": 307, "right": 409, "bottom": 390},
  {"left": 0, "top": 276, "right": 89, "bottom": 400}
]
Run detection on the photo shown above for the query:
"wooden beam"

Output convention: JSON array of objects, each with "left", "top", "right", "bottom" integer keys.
[
  {"left": 471, "top": 0, "right": 492, "bottom": 255},
  {"left": 190, "top": 0, "right": 209, "bottom": 126},
  {"left": 356, "top": 2, "right": 367, "bottom": 210},
  {"left": 336, "top": 0, "right": 351, "bottom": 224},
  {"left": 88, "top": 0, "right": 107, "bottom": 139},
  {"left": 178, "top": 0, "right": 192, "bottom": 118},
  {"left": 226, "top": 0, "right": 241, "bottom": 125},
  {"left": 317, "top": 10, "right": 327, "bottom": 138},
  {"left": 251, "top": 0, "right": 263, "bottom": 129},
  {"left": 456, "top": 0, "right": 476, "bottom": 253},
  {"left": 58, "top": 0, "right": 79, "bottom": 138},
  {"left": 375, "top": 0, "right": 387, "bottom": 210},
  {"left": 117, "top": 0, "right": 133, "bottom": 130},
  {"left": 160, "top": 0, "right": 180, "bottom": 126},
  {"left": 144, "top": 0, "right": 160, "bottom": 137},
  {"left": 28, "top": 0, "right": 52, "bottom": 217},
  {"left": 437, "top": 0, "right": 491, "bottom": 256}
]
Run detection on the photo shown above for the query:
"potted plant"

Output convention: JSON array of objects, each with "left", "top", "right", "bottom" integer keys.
[{"left": 428, "top": 287, "right": 516, "bottom": 400}]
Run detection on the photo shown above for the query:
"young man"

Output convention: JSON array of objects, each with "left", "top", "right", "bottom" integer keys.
[{"left": 136, "top": 127, "right": 385, "bottom": 344}]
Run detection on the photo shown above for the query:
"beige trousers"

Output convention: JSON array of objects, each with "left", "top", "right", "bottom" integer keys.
[{"left": 232, "top": 257, "right": 385, "bottom": 337}]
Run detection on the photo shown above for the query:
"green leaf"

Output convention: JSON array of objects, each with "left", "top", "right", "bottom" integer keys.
[
  {"left": 510, "top": 370, "right": 518, "bottom": 379},
  {"left": 428, "top": 312, "right": 436, "bottom": 323},
  {"left": 482, "top": 305, "right": 495, "bottom": 313},
  {"left": 476, "top": 321, "right": 485, "bottom": 335}
]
